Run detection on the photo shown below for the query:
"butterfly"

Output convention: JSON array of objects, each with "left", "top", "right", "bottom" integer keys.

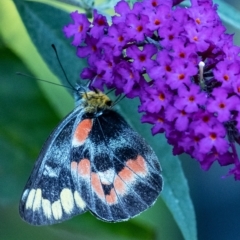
[{"left": 19, "top": 84, "right": 163, "bottom": 225}]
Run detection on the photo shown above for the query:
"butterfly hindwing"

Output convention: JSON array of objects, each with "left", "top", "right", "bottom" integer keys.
[
  {"left": 70, "top": 109, "right": 163, "bottom": 222},
  {"left": 19, "top": 109, "right": 88, "bottom": 225}
]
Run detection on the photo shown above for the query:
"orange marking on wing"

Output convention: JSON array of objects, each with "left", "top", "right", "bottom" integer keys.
[
  {"left": 106, "top": 189, "right": 118, "bottom": 205},
  {"left": 91, "top": 173, "right": 105, "bottom": 200},
  {"left": 114, "top": 175, "right": 126, "bottom": 195},
  {"left": 118, "top": 167, "right": 135, "bottom": 183},
  {"left": 73, "top": 119, "right": 93, "bottom": 145},
  {"left": 78, "top": 159, "right": 91, "bottom": 178},
  {"left": 71, "top": 161, "right": 78, "bottom": 171},
  {"left": 126, "top": 155, "right": 148, "bottom": 175}
]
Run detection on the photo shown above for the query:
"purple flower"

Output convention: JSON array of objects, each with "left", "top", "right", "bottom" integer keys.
[
  {"left": 207, "top": 88, "right": 238, "bottom": 122},
  {"left": 125, "top": 13, "right": 152, "bottom": 41},
  {"left": 112, "top": 1, "right": 143, "bottom": 24},
  {"left": 64, "top": 0, "right": 240, "bottom": 181},
  {"left": 198, "top": 151, "right": 234, "bottom": 171},
  {"left": 144, "top": 4, "right": 171, "bottom": 31},
  {"left": 141, "top": 111, "right": 171, "bottom": 135},
  {"left": 114, "top": 62, "right": 141, "bottom": 95},
  {"left": 197, "top": 123, "right": 229, "bottom": 154},
  {"left": 187, "top": 4, "right": 219, "bottom": 30},
  {"left": 228, "top": 162, "right": 240, "bottom": 180},
  {"left": 142, "top": 0, "right": 170, "bottom": 9},
  {"left": 166, "top": 59, "right": 197, "bottom": 90},
  {"left": 170, "top": 39, "right": 198, "bottom": 62},
  {"left": 184, "top": 23, "right": 212, "bottom": 52},
  {"left": 101, "top": 23, "right": 128, "bottom": 56},
  {"left": 126, "top": 44, "right": 157, "bottom": 71},
  {"left": 77, "top": 35, "right": 100, "bottom": 63},
  {"left": 174, "top": 84, "right": 206, "bottom": 113},
  {"left": 158, "top": 20, "right": 184, "bottom": 48},
  {"left": 90, "top": 10, "right": 108, "bottom": 39},
  {"left": 139, "top": 82, "right": 171, "bottom": 113},
  {"left": 148, "top": 50, "right": 173, "bottom": 81},
  {"left": 213, "top": 60, "right": 240, "bottom": 89},
  {"left": 165, "top": 105, "right": 191, "bottom": 132},
  {"left": 63, "top": 11, "right": 90, "bottom": 46}
]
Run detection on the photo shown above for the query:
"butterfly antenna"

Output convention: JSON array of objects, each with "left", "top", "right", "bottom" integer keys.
[
  {"left": 16, "top": 72, "right": 73, "bottom": 90},
  {"left": 85, "top": 75, "right": 99, "bottom": 97},
  {"left": 51, "top": 44, "right": 76, "bottom": 90},
  {"left": 112, "top": 94, "right": 126, "bottom": 107},
  {"left": 105, "top": 88, "right": 115, "bottom": 95}
]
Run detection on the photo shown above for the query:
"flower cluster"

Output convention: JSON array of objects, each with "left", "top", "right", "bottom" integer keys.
[{"left": 63, "top": 0, "right": 240, "bottom": 180}]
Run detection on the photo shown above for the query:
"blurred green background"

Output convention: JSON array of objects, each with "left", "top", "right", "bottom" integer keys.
[{"left": 0, "top": 0, "right": 240, "bottom": 240}]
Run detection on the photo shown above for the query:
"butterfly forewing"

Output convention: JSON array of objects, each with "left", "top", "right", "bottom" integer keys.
[{"left": 19, "top": 109, "right": 87, "bottom": 225}]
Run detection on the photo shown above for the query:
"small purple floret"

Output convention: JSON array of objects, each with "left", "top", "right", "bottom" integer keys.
[{"left": 63, "top": 11, "right": 90, "bottom": 46}]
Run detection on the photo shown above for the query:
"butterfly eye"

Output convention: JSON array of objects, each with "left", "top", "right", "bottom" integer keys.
[{"left": 105, "top": 100, "right": 112, "bottom": 107}]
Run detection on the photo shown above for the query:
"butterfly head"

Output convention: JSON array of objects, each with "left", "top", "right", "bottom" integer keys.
[{"left": 74, "top": 85, "right": 113, "bottom": 114}]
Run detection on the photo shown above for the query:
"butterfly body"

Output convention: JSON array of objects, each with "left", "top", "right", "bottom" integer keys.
[{"left": 19, "top": 85, "right": 163, "bottom": 225}]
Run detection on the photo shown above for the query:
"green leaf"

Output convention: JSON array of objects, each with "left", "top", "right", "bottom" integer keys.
[
  {"left": 1, "top": 205, "right": 155, "bottom": 240},
  {"left": 213, "top": 0, "right": 240, "bottom": 29},
  {"left": 0, "top": 0, "right": 73, "bottom": 117},
  {"left": 0, "top": 46, "right": 60, "bottom": 206},
  {"left": 53, "top": 0, "right": 94, "bottom": 11},
  {"left": 13, "top": 0, "right": 87, "bottom": 90}
]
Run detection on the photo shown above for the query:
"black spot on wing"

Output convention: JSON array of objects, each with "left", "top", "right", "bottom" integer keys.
[
  {"left": 111, "top": 157, "right": 125, "bottom": 173},
  {"left": 93, "top": 153, "right": 113, "bottom": 172},
  {"left": 71, "top": 145, "right": 90, "bottom": 162},
  {"left": 102, "top": 183, "right": 113, "bottom": 195},
  {"left": 91, "top": 110, "right": 129, "bottom": 139}
]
